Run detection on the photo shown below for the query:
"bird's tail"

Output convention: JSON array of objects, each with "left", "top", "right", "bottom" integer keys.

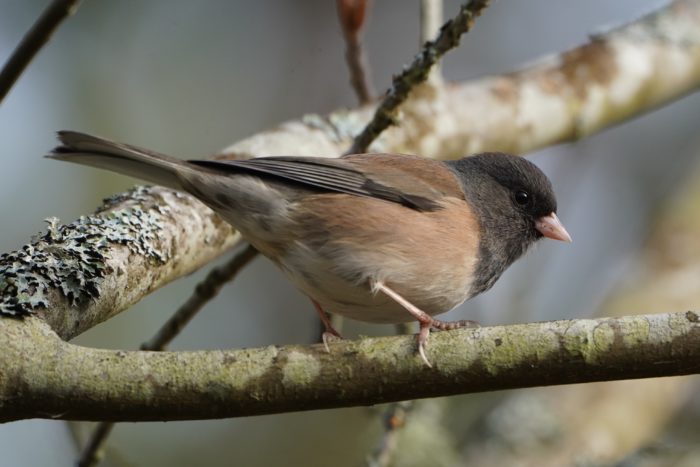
[{"left": 47, "top": 131, "right": 191, "bottom": 190}]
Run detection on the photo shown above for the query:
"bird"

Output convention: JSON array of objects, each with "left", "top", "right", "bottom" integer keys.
[{"left": 48, "top": 131, "right": 571, "bottom": 366}]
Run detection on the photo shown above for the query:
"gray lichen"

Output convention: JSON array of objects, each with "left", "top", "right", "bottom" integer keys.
[{"left": 0, "top": 186, "right": 170, "bottom": 317}]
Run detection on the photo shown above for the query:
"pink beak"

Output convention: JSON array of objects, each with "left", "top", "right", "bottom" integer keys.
[{"left": 535, "top": 213, "right": 572, "bottom": 243}]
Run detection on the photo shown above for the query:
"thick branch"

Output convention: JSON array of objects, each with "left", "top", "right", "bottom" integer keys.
[
  {"left": 0, "top": 186, "right": 238, "bottom": 340},
  {"left": 0, "top": 311, "right": 697, "bottom": 422}
]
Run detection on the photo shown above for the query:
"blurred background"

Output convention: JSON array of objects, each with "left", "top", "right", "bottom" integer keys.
[{"left": 1, "top": 0, "right": 699, "bottom": 465}]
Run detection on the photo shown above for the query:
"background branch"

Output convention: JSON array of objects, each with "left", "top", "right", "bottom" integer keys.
[
  {"left": 225, "top": 0, "right": 700, "bottom": 159},
  {"left": 347, "top": 0, "right": 491, "bottom": 153},
  {"left": 0, "top": 0, "right": 81, "bottom": 104},
  {"left": 337, "top": 0, "right": 374, "bottom": 104}
]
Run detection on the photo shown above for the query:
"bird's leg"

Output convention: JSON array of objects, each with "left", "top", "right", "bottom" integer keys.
[
  {"left": 312, "top": 299, "right": 343, "bottom": 352},
  {"left": 373, "top": 281, "right": 481, "bottom": 367},
  {"left": 372, "top": 281, "right": 435, "bottom": 367}
]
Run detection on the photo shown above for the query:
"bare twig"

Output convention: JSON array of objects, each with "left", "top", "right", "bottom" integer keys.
[
  {"left": 77, "top": 422, "right": 114, "bottom": 467},
  {"left": 77, "top": 245, "right": 258, "bottom": 467},
  {"left": 0, "top": 0, "right": 82, "bottom": 104},
  {"left": 337, "top": 0, "right": 374, "bottom": 104},
  {"left": 140, "top": 244, "right": 258, "bottom": 351},
  {"left": 347, "top": 0, "right": 490, "bottom": 154}
]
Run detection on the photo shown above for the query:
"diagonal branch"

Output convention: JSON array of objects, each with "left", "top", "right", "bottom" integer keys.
[
  {"left": 347, "top": 0, "right": 491, "bottom": 154},
  {"left": 0, "top": 186, "right": 239, "bottom": 339},
  {"left": 0, "top": 0, "right": 82, "bottom": 104},
  {"left": 0, "top": 310, "right": 697, "bottom": 422}
]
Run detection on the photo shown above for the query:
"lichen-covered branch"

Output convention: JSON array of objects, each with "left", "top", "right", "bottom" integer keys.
[
  {"left": 0, "top": 186, "right": 238, "bottom": 340},
  {"left": 0, "top": 311, "right": 697, "bottom": 422}
]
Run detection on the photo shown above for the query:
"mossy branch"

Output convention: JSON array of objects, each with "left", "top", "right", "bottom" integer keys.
[{"left": 0, "top": 311, "right": 697, "bottom": 422}]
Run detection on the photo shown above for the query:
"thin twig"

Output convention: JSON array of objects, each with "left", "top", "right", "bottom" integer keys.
[
  {"left": 0, "top": 0, "right": 82, "bottom": 104},
  {"left": 77, "top": 422, "right": 114, "bottom": 467},
  {"left": 367, "top": 401, "right": 415, "bottom": 467},
  {"left": 322, "top": 0, "right": 376, "bottom": 340},
  {"left": 141, "top": 244, "right": 258, "bottom": 351},
  {"left": 337, "top": 0, "right": 374, "bottom": 104},
  {"left": 77, "top": 245, "right": 258, "bottom": 467},
  {"left": 346, "top": 0, "right": 491, "bottom": 154}
]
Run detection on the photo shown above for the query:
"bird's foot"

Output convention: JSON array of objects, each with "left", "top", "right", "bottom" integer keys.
[
  {"left": 372, "top": 281, "right": 439, "bottom": 367},
  {"left": 312, "top": 299, "right": 343, "bottom": 352},
  {"left": 430, "top": 318, "right": 480, "bottom": 331}
]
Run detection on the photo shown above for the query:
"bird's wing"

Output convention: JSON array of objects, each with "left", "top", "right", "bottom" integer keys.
[{"left": 188, "top": 154, "right": 465, "bottom": 212}]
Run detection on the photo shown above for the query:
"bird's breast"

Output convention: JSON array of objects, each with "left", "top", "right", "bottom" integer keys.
[{"left": 276, "top": 194, "right": 481, "bottom": 323}]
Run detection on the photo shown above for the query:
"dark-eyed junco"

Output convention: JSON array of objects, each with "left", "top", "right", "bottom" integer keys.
[{"left": 48, "top": 131, "right": 570, "bottom": 366}]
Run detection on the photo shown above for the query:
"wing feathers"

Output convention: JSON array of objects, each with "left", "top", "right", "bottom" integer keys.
[{"left": 189, "top": 157, "right": 443, "bottom": 211}]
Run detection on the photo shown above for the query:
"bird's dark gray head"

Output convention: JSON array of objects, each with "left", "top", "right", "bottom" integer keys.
[{"left": 446, "top": 152, "right": 568, "bottom": 296}]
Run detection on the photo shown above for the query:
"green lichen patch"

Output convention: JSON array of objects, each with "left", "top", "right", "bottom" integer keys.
[{"left": 0, "top": 186, "right": 171, "bottom": 317}]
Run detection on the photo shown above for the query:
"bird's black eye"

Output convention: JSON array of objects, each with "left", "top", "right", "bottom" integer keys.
[{"left": 514, "top": 190, "right": 530, "bottom": 206}]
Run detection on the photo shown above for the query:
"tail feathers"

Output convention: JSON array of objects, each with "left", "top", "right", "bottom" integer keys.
[{"left": 47, "top": 131, "right": 188, "bottom": 190}]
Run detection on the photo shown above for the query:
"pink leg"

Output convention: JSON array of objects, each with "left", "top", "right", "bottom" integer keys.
[
  {"left": 311, "top": 299, "right": 343, "bottom": 352},
  {"left": 373, "top": 281, "right": 479, "bottom": 367}
]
